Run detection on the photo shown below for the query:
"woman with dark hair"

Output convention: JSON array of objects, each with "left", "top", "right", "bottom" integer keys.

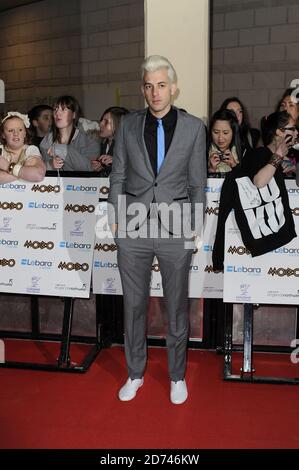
[
  {"left": 253, "top": 110, "right": 298, "bottom": 184},
  {"left": 40, "top": 95, "right": 100, "bottom": 171},
  {"left": 91, "top": 106, "right": 129, "bottom": 176},
  {"left": 219, "top": 96, "right": 260, "bottom": 150},
  {"left": 275, "top": 88, "right": 299, "bottom": 175},
  {"left": 276, "top": 88, "right": 299, "bottom": 124},
  {"left": 208, "top": 109, "right": 243, "bottom": 174}
]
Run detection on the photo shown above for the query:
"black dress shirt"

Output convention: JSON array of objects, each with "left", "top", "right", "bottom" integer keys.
[{"left": 144, "top": 107, "right": 177, "bottom": 176}]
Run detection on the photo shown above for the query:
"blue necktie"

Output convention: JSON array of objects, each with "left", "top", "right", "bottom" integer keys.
[{"left": 157, "top": 118, "right": 165, "bottom": 173}]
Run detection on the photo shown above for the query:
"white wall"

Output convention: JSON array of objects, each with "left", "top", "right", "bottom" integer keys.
[{"left": 145, "top": 0, "right": 209, "bottom": 122}]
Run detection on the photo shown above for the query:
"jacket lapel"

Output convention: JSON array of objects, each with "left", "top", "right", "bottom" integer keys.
[{"left": 136, "top": 109, "right": 155, "bottom": 177}]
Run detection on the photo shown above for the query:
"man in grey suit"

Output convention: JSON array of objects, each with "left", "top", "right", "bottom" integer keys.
[{"left": 108, "top": 55, "right": 206, "bottom": 404}]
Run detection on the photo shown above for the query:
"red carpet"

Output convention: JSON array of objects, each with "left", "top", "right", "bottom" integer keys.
[{"left": 0, "top": 341, "right": 299, "bottom": 449}]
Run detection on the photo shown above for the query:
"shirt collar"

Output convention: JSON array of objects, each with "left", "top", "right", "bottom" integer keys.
[{"left": 146, "top": 106, "right": 177, "bottom": 129}]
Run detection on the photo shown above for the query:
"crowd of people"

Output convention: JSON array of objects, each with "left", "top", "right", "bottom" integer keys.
[{"left": 0, "top": 85, "right": 298, "bottom": 183}]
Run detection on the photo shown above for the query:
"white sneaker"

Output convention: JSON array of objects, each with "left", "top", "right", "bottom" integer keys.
[
  {"left": 170, "top": 379, "right": 188, "bottom": 404},
  {"left": 118, "top": 377, "right": 144, "bottom": 401}
]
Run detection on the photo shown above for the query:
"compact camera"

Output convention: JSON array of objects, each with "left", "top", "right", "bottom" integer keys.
[
  {"left": 217, "top": 150, "right": 226, "bottom": 161},
  {"left": 52, "top": 143, "right": 67, "bottom": 160}
]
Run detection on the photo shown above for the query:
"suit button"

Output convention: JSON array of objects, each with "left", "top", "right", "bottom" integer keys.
[{"left": 154, "top": 183, "right": 158, "bottom": 187}]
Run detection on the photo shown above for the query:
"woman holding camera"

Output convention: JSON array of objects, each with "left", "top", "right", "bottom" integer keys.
[
  {"left": 208, "top": 109, "right": 243, "bottom": 174},
  {"left": 40, "top": 95, "right": 100, "bottom": 171}
]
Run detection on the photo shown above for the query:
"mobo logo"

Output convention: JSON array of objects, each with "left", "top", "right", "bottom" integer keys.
[
  {"left": 24, "top": 240, "right": 54, "bottom": 250},
  {"left": 31, "top": 184, "right": 60, "bottom": 193},
  {"left": 227, "top": 245, "right": 251, "bottom": 255},
  {"left": 64, "top": 204, "right": 95, "bottom": 213},
  {"left": 0, "top": 258, "right": 15, "bottom": 267},
  {"left": 58, "top": 261, "right": 89, "bottom": 272},
  {"left": 205, "top": 207, "right": 219, "bottom": 216},
  {"left": 204, "top": 265, "right": 215, "bottom": 273},
  {"left": 268, "top": 267, "right": 299, "bottom": 277},
  {"left": 0, "top": 202, "right": 23, "bottom": 210},
  {"left": 94, "top": 243, "right": 117, "bottom": 252},
  {"left": 152, "top": 263, "right": 160, "bottom": 272},
  {"left": 100, "top": 186, "right": 109, "bottom": 195}
]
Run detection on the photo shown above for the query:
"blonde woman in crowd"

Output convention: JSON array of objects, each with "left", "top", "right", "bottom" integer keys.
[{"left": 0, "top": 111, "right": 46, "bottom": 183}]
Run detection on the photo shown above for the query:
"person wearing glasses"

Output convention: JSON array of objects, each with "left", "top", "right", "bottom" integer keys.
[
  {"left": 259, "top": 112, "right": 298, "bottom": 177},
  {"left": 275, "top": 88, "right": 299, "bottom": 176}
]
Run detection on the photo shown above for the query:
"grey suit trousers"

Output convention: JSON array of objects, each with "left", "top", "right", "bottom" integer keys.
[{"left": 116, "top": 223, "right": 193, "bottom": 381}]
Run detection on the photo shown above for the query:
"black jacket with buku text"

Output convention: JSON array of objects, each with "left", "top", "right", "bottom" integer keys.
[{"left": 212, "top": 147, "right": 297, "bottom": 271}]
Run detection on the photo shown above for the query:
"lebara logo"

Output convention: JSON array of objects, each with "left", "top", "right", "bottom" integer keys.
[
  {"left": 94, "top": 261, "right": 118, "bottom": 269},
  {"left": 0, "top": 239, "right": 18, "bottom": 248},
  {"left": 103, "top": 277, "right": 116, "bottom": 294},
  {"left": 273, "top": 247, "right": 299, "bottom": 256},
  {"left": 204, "top": 186, "right": 222, "bottom": 193},
  {"left": 66, "top": 184, "right": 97, "bottom": 194},
  {"left": 204, "top": 245, "right": 213, "bottom": 252},
  {"left": 288, "top": 188, "right": 299, "bottom": 194},
  {"left": 59, "top": 241, "right": 91, "bottom": 250},
  {"left": 190, "top": 265, "right": 199, "bottom": 271},
  {"left": 26, "top": 276, "right": 41, "bottom": 294},
  {"left": 28, "top": 201, "right": 59, "bottom": 211},
  {"left": 0, "top": 183, "right": 26, "bottom": 192},
  {"left": 21, "top": 259, "right": 52, "bottom": 269},
  {"left": 226, "top": 265, "right": 261, "bottom": 276},
  {"left": 70, "top": 220, "right": 84, "bottom": 237}
]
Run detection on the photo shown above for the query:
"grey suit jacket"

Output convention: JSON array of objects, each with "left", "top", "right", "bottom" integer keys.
[{"left": 108, "top": 107, "right": 207, "bottom": 236}]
